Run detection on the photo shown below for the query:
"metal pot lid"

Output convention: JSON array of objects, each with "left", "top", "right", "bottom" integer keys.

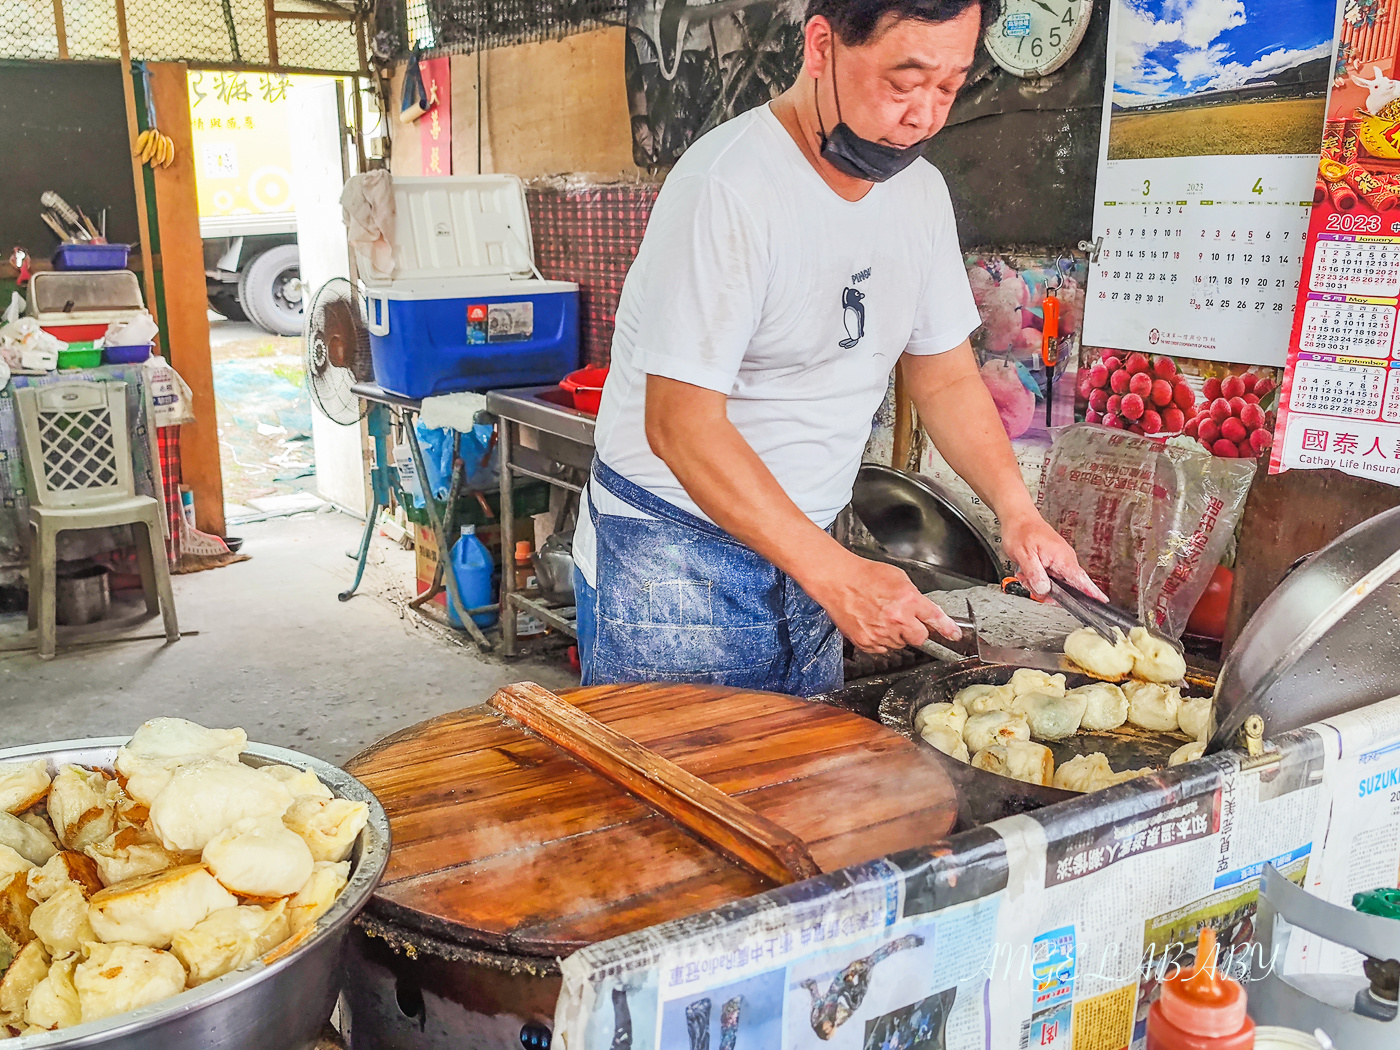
[
  {"left": 1208, "top": 505, "right": 1400, "bottom": 752},
  {"left": 851, "top": 464, "right": 1003, "bottom": 584}
]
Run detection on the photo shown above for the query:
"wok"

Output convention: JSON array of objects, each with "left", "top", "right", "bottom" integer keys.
[{"left": 850, "top": 465, "right": 1003, "bottom": 584}]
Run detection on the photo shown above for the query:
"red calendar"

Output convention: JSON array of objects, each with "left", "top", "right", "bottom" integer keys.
[{"left": 1273, "top": 15, "right": 1400, "bottom": 487}]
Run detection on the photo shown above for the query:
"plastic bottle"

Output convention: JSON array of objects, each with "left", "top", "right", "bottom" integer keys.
[
  {"left": 514, "top": 540, "right": 546, "bottom": 639},
  {"left": 447, "top": 525, "right": 497, "bottom": 629},
  {"left": 1352, "top": 886, "right": 1400, "bottom": 1021},
  {"left": 1146, "top": 927, "right": 1255, "bottom": 1050}
]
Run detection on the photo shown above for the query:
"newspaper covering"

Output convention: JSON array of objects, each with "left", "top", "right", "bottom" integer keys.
[
  {"left": 1283, "top": 697, "right": 1400, "bottom": 980},
  {"left": 554, "top": 698, "right": 1400, "bottom": 1049}
]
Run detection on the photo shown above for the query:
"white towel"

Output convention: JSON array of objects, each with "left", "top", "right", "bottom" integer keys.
[
  {"left": 419, "top": 392, "right": 489, "bottom": 432},
  {"left": 341, "top": 171, "right": 396, "bottom": 281}
]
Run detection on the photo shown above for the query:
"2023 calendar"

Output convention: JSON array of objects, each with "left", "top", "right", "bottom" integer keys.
[
  {"left": 1273, "top": 0, "right": 1400, "bottom": 485},
  {"left": 1081, "top": 0, "right": 1335, "bottom": 366}
]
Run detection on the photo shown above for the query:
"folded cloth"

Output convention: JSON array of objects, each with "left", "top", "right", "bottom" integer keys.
[
  {"left": 341, "top": 171, "right": 396, "bottom": 281},
  {"left": 419, "top": 392, "right": 488, "bottom": 432}
]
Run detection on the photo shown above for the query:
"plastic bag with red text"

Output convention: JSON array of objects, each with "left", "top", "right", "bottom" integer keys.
[{"left": 1036, "top": 424, "right": 1254, "bottom": 639}]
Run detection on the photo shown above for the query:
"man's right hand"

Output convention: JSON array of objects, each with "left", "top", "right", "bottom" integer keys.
[{"left": 807, "top": 553, "right": 963, "bottom": 654}]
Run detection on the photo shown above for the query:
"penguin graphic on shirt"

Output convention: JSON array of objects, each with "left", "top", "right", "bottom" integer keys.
[{"left": 839, "top": 287, "right": 866, "bottom": 349}]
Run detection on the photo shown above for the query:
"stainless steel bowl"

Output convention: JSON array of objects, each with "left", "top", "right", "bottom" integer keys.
[{"left": 0, "top": 738, "right": 390, "bottom": 1050}]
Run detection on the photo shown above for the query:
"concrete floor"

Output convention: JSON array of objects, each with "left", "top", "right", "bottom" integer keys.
[{"left": 0, "top": 511, "right": 576, "bottom": 764}]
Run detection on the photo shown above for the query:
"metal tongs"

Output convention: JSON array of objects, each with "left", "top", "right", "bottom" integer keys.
[
  {"left": 1045, "top": 575, "right": 1184, "bottom": 657},
  {"left": 913, "top": 577, "right": 1181, "bottom": 671}
]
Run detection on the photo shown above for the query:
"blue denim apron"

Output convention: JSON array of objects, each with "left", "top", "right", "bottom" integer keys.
[{"left": 574, "top": 458, "right": 843, "bottom": 695}]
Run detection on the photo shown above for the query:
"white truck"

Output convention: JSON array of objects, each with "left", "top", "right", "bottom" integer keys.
[{"left": 190, "top": 70, "right": 307, "bottom": 336}]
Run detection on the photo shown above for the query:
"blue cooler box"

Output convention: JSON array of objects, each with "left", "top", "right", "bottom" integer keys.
[
  {"left": 365, "top": 277, "right": 579, "bottom": 399},
  {"left": 357, "top": 174, "right": 581, "bottom": 400}
]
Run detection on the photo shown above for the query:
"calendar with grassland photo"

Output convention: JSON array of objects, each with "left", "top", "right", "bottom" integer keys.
[
  {"left": 1082, "top": 0, "right": 1337, "bottom": 366},
  {"left": 1272, "top": 0, "right": 1400, "bottom": 485}
]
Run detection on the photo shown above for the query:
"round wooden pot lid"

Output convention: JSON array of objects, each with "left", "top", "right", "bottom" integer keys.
[{"left": 345, "top": 683, "right": 957, "bottom": 958}]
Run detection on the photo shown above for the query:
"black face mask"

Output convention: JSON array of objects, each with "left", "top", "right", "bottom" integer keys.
[{"left": 816, "top": 42, "right": 930, "bottom": 183}]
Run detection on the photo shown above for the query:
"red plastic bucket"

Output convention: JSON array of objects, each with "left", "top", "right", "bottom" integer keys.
[
  {"left": 40, "top": 323, "right": 109, "bottom": 342},
  {"left": 560, "top": 366, "right": 608, "bottom": 415}
]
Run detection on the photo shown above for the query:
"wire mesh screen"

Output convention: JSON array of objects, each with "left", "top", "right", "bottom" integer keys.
[
  {"left": 373, "top": 0, "right": 626, "bottom": 62},
  {"left": 0, "top": 0, "right": 363, "bottom": 73},
  {"left": 1, "top": 1, "right": 63, "bottom": 61},
  {"left": 526, "top": 182, "right": 660, "bottom": 368},
  {"left": 274, "top": 14, "right": 362, "bottom": 71}
]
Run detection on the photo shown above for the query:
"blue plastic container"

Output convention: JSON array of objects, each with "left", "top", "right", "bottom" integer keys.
[
  {"left": 53, "top": 243, "right": 131, "bottom": 271},
  {"left": 364, "top": 282, "right": 580, "bottom": 400},
  {"left": 447, "top": 525, "right": 498, "bottom": 629},
  {"left": 103, "top": 343, "right": 152, "bottom": 364}
]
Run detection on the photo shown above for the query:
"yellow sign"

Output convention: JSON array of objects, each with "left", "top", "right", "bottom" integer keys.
[{"left": 187, "top": 71, "right": 327, "bottom": 218}]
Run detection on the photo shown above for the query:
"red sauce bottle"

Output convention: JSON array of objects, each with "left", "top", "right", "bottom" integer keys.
[{"left": 1146, "top": 927, "right": 1255, "bottom": 1050}]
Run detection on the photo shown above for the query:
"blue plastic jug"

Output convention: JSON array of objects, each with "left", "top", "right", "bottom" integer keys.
[{"left": 447, "top": 525, "right": 498, "bottom": 628}]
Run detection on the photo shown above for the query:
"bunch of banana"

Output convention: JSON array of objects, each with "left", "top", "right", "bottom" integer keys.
[{"left": 134, "top": 128, "right": 177, "bottom": 168}]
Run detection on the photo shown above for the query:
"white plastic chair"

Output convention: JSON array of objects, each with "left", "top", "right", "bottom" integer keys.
[{"left": 16, "top": 381, "right": 178, "bottom": 659}]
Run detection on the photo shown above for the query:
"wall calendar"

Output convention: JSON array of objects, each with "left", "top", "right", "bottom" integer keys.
[{"left": 1081, "top": 0, "right": 1336, "bottom": 366}]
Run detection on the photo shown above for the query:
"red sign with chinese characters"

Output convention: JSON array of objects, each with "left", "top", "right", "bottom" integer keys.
[
  {"left": 1273, "top": 31, "right": 1400, "bottom": 486},
  {"left": 419, "top": 57, "right": 452, "bottom": 176}
]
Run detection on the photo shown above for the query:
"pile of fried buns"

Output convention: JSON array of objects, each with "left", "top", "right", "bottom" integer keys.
[
  {"left": 0, "top": 718, "right": 368, "bottom": 1038},
  {"left": 914, "top": 626, "right": 1211, "bottom": 792}
]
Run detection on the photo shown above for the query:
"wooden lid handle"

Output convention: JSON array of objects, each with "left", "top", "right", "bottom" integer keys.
[{"left": 490, "top": 682, "right": 822, "bottom": 886}]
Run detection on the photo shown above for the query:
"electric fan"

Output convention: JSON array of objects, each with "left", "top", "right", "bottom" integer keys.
[{"left": 304, "top": 278, "right": 374, "bottom": 425}]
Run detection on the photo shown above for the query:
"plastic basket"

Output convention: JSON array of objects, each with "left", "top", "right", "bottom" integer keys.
[
  {"left": 400, "top": 479, "right": 551, "bottom": 528},
  {"left": 53, "top": 243, "right": 131, "bottom": 271},
  {"left": 57, "top": 346, "right": 103, "bottom": 369},
  {"left": 103, "top": 343, "right": 153, "bottom": 364}
]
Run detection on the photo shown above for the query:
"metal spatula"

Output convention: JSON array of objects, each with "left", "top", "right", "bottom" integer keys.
[{"left": 916, "top": 600, "right": 1080, "bottom": 674}]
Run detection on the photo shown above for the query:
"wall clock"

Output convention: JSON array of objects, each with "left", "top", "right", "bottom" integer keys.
[{"left": 984, "top": 0, "right": 1093, "bottom": 79}]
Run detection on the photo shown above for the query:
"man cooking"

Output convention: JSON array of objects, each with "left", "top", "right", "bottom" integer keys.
[{"left": 572, "top": 0, "right": 1100, "bottom": 694}]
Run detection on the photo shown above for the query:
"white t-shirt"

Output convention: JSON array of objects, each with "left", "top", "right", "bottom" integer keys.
[{"left": 574, "top": 102, "right": 980, "bottom": 585}]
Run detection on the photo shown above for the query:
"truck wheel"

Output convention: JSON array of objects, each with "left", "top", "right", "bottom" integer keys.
[
  {"left": 239, "top": 244, "right": 305, "bottom": 337},
  {"left": 208, "top": 288, "right": 247, "bottom": 322}
]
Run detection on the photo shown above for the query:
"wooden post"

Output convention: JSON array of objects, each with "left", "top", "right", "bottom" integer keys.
[
  {"left": 264, "top": 0, "right": 279, "bottom": 68},
  {"left": 52, "top": 0, "right": 67, "bottom": 59},
  {"left": 893, "top": 358, "right": 914, "bottom": 471},
  {"left": 148, "top": 62, "right": 226, "bottom": 537},
  {"left": 113, "top": 0, "right": 159, "bottom": 323}
]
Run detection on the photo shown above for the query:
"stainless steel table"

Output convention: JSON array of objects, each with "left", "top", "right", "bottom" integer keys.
[{"left": 483, "top": 386, "right": 596, "bottom": 656}]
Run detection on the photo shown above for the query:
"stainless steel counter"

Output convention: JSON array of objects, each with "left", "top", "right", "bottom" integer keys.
[{"left": 484, "top": 386, "right": 597, "bottom": 655}]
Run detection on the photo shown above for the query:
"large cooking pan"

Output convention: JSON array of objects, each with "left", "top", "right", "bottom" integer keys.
[
  {"left": 0, "top": 738, "right": 389, "bottom": 1050},
  {"left": 850, "top": 464, "right": 1003, "bottom": 584},
  {"left": 879, "top": 661, "right": 1194, "bottom": 828}
]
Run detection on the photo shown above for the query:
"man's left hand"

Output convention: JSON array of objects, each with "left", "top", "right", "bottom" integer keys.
[{"left": 999, "top": 509, "right": 1107, "bottom": 601}]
